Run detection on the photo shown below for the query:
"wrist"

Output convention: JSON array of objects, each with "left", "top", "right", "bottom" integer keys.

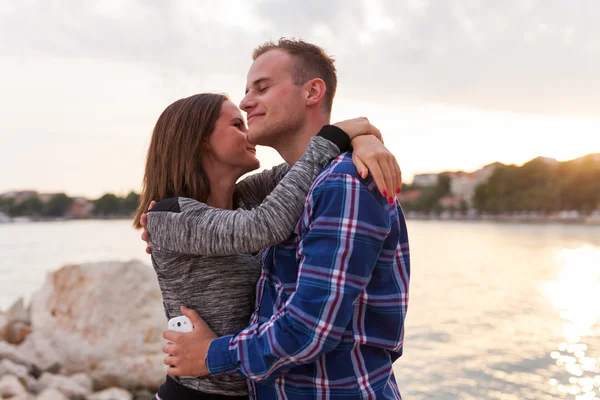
[
  {"left": 351, "top": 134, "right": 382, "bottom": 144},
  {"left": 317, "top": 125, "right": 351, "bottom": 152}
]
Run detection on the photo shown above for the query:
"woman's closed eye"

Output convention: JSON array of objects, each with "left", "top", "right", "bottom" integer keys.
[{"left": 233, "top": 119, "right": 246, "bottom": 130}]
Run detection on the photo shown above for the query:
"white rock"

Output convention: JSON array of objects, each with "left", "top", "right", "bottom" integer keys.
[
  {"left": 0, "top": 374, "right": 27, "bottom": 397},
  {"left": 0, "top": 341, "right": 35, "bottom": 371},
  {"left": 86, "top": 387, "right": 133, "bottom": 400},
  {"left": 30, "top": 260, "right": 167, "bottom": 389},
  {"left": 33, "top": 372, "right": 93, "bottom": 397},
  {"left": 7, "top": 297, "right": 30, "bottom": 324},
  {"left": 0, "top": 359, "right": 36, "bottom": 392},
  {"left": 10, "top": 394, "right": 35, "bottom": 400},
  {"left": 18, "top": 332, "right": 62, "bottom": 373},
  {"left": 36, "top": 388, "right": 69, "bottom": 400}
]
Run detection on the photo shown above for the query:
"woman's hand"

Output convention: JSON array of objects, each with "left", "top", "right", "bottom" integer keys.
[
  {"left": 333, "top": 117, "right": 382, "bottom": 142},
  {"left": 351, "top": 135, "right": 402, "bottom": 203}
]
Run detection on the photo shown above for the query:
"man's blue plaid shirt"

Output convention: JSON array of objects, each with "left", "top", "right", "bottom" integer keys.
[{"left": 207, "top": 153, "right": 411, "bottom": 399}]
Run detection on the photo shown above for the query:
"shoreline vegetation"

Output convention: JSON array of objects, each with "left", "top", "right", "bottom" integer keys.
[
  {"left": 1, "top": 213, "right": 599, "bottom": 226},
  {"left": 2, "top": 153, "right": 599, "bottom": 225},
  {"left": 406, "top": 211, "right": 600, "bottom": 225}
]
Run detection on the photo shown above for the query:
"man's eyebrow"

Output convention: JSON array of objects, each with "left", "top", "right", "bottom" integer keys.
[{"left": 245, "top": 77, "right": 271, "bottom": 94}]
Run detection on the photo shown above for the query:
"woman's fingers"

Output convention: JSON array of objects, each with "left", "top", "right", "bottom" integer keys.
[
  {"left": 352, "top": 153, "right": 369, "bottom": 179},
  {"left": 379, "top": 157, "right": 396, "bottom": 204},
  {"left": 393, "top": 157, "right": 403, "bottom": 195},
  {"left": 349, "top": 134, "right": 400, "bottom": 201},
  {"left": 367, "top": 157, "right": 388, "bottom": 198}
]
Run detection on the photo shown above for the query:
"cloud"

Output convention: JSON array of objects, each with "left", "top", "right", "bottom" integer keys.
[
  {"left": 255, "top": 0, "right": 600, "bottom": 115},
  {"left": 0, "top": 0, "right": 598, "bottom": 117},
  {"left": 0, "top": 1, "right": 262, "bottom": 76}
]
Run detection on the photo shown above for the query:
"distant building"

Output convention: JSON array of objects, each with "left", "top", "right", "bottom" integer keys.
[
  {"left": 398, "top": 189, "right": 422, "bottom": 202},
  {"left": 449, "top": 163, "right": 501, "bottom": 203},
  {"left": 38, "top": 193, "right": 62, "bottom": 203},
  {"left": 412, "top": 173, "right": 438, "bottom": 187},
  {"left": 3, "top": 190, "right": 38, "bottom": 205},
  {"left": 70, "top": 197, "right": 95, "bottom": 218}
]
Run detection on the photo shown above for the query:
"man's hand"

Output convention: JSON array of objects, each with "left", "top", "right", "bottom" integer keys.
[
  {"left": 140, "top": 200, "right": 156, "bottom": 254},
  {"left": 351, "top": 135, "right": 402, "bottom": 203},
  {"left": 162, "top": 306, "right": 217, "bottom": 377}
]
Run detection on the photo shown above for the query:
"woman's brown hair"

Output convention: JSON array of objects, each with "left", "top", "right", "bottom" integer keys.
[{"left": 133, "top": 93, "right": 228, "bottom": 229}]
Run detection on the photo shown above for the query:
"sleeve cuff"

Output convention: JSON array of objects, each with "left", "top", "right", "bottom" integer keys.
[
  {"left": 317, "top": 125, "right": 352, "bottom": 153},
  {"left": 206, "top": 335, "right": 239, "bottom": 376}
]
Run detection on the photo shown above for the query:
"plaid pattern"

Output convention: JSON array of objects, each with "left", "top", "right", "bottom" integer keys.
[{"left": 207, "top": 153, "right": 410, "bottom": 399}]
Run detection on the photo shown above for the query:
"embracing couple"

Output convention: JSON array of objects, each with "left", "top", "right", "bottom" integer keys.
[{"left": 133, "top": 38, "right": 410, "bottom": 400}]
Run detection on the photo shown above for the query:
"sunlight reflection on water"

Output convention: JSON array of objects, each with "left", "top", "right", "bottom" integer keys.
[
  {"left": 544, "top": 247, "right": 600, "bottom": 400},
  {"left": 393, "top": 221, "right": 600, "bottom": 399}
]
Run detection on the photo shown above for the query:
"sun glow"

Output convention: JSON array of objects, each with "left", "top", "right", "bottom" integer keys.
[{"left": 544, "top": 247, "right": 600, "bottom": 399}]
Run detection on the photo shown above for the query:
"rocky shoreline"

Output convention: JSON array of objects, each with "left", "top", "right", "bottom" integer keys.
[{"left": 1, "top": 260, "right": 167, "bottom": 399}]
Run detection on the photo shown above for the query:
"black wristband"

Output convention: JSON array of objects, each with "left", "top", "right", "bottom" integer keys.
[{"left": 316, "top": 125, "right": 352, "bottom": 153}]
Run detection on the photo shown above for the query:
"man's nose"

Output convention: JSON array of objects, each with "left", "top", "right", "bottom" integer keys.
[{"left": 239, "top": 92, "right": 256, "bottom": 112}]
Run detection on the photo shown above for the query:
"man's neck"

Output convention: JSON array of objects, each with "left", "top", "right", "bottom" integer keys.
[{"left": 277, "top": 115, "right": 329, "bottom": 165}]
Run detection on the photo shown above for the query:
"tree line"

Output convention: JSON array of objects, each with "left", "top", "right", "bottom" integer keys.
[
  {"left": 3, "top": 155, "right": 599, "bottom": 218},
  {"left": 473, "top": 155, "right": 600, "bottom": 214},
  {"left": 0, "top": 192, "right": 140, "bottom": 218},
  {"left": 401, "top": 155, "right": 600, "bottom": 214}
]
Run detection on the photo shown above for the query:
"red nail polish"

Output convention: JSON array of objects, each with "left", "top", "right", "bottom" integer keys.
[
  {"left": 388, "top": 197, "right": 394, "bottom": 204},
  {"left": 396, "top": 188, "right": 401, "bottom": 194},
  {"left": 382, "top": 190, "right": 388, "bottom": 197}
]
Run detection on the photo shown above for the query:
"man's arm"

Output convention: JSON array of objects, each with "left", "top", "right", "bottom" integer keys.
[{"left": 206, "top": 173, "right": 392, "bottom": 381}]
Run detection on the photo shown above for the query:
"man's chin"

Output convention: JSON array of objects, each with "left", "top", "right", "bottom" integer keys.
[{"left": 248, "top": 123, "right": 271, "bottom": 144}]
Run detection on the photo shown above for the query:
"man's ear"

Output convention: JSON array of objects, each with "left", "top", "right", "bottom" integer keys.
[{"left": 305, "top": 78, "right": 327, "bottom": 108}]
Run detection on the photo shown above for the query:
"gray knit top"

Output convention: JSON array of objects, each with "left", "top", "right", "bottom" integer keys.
[{"left": 147, "top": 130, "right": 349, "bottom": 396}]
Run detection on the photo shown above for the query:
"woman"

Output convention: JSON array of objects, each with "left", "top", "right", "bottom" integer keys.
[{"left": 134, "top": 93, "right": 400, "bottom": 399}]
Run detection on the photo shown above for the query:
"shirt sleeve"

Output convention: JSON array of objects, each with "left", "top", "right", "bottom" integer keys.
[
  {"left": 206, "top": 173, "right": 392, "bottom": 381},
  {"left": 146, "top": 128, "right": 350, "bottom": 256},
  {"left": 233, "top": 163, "right": 289, "bottom": 210}
]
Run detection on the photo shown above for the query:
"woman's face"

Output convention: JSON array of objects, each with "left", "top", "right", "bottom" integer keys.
[{"left": 205, "top": 100, "right": 260, "bottom": 176}]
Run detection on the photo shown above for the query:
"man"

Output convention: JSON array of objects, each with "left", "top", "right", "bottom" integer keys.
[{"left": 145, "top": 39, "right": 410, "bottom": 399}]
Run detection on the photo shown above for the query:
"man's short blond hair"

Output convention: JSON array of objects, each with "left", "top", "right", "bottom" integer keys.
[{"left": 253, "top": 38, "right": 337, "bottom": 115}]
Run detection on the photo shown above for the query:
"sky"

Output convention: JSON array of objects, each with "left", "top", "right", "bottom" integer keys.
[{"left": 1, "top": 0, "right": 599, "bottom": 198}]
